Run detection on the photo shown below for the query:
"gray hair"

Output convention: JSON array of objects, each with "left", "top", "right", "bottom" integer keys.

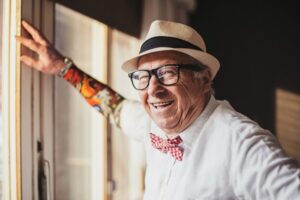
[
  {"left": 176, "top": 52, "right": 215, "bottom": 96},
  {"left": 192, "top": 67, "right": 215, "bottom": 96}
]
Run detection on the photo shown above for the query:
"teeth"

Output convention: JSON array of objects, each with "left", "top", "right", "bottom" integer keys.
[
  {"left": 151, "top": 101, "right": 173, "bottom": 108},
  {"left": 153, "top": 102, "right": 169, "bottom": 106}
]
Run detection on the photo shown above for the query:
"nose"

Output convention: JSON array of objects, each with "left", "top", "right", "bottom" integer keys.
[{"left": 147, "top": 75, "right": 166, "bottom": 97}]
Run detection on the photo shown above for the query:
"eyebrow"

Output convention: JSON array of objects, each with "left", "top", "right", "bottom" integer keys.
[{"left": 137, "top": 62, "right": 186, "bottom": 70}]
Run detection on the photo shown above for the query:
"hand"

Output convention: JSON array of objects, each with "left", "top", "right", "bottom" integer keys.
[{"left": 16, "top": 20, "right": 66, "bottom": 75}]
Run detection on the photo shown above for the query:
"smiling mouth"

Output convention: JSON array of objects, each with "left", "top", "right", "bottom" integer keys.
[{"left": 151, "top": 100, "right": 174, "bottom": 109}]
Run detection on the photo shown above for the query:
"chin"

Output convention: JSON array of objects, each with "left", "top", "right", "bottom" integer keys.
[{"left": 153, "top": 117, "right": 178, "bottom": 133}]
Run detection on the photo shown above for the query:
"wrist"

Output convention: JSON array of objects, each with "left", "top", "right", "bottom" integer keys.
[{"left": 57, "top": 57, "right": 73, "bottom": 77}]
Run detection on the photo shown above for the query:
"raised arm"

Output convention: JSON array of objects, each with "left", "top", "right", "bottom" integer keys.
[
  {"left": 61, "top": 65, "right": 124, "bottom": 116},
  {"left": 16, "top": 20, "right": 124, "bottom": 117}
]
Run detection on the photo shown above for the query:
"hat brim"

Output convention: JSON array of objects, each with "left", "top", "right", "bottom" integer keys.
[{"left": 121, "top": 47, "right": 220, "bottom": 79}]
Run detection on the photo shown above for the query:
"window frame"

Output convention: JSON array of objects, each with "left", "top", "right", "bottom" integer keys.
[
  {"left": 21, "top": 0, "right": 55, "bottom": 199},
  {"left": 2, "top": 0, "right": 22, "bottom": 199},
  {"left": 2, "top": 0, "right": 55, "bottom": 199}
]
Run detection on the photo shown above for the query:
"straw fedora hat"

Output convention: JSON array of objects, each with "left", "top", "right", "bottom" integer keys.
[{"left": 121, "top": 20, "right": 220, "bottom": 79}]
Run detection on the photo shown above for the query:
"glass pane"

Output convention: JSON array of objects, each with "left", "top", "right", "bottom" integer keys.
[
  {"left": 0, "top": 0, "right": 4, "bottom": 198},
  {"left": 109, "top": 29, "right": 145, "bottom": 200},
  {"left": 54, "top": 4, "right": 107, "bottom": 200}
]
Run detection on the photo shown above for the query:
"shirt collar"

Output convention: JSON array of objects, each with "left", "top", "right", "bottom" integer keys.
[{"left": 150, "top": 95, "right": 219, "bottom": 148}]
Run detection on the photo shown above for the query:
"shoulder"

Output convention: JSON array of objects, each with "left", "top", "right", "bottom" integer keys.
[
  {"left": 210, "top": 100, "right": 284, "bottom": 162},
  {"left": 208, "top": 100, "right": 270, "bottom": 140}
]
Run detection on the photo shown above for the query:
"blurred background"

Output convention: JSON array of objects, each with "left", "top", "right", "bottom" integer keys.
[
  {"left": 0, "top": 0, "right": 299, "bottom": 200},
  {"left": 191, "top": 0, "right": 300, "bottom": 166}
]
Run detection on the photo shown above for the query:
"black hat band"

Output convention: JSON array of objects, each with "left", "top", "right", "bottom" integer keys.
[{"left": 139, "top": 36, "right": 204, "bottom": 54}]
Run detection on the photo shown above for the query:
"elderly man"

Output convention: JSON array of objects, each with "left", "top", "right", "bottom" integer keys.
[{"left": 16, "top": 20, "right": 300, "bottom": 199}]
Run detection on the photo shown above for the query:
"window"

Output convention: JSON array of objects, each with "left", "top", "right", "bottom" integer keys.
[
  {"left": 1, "top": 1, "right": 144, "bottom": 199},
  {"left": 109, "top": 28, "right": 145, "bottom": 200},
  {"left": 54, "top": 4, "right": 145, "bottom": 199},
  {"left": 1, "top": 0, "right": 22, "bottom": 199},
  {"left": 54, "top": 4, "right": 108, "bottom": 200}
]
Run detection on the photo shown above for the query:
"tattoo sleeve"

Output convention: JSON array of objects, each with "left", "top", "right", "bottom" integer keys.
[{"left": 61, "top": 65, "right": 125, "bottom": 117}]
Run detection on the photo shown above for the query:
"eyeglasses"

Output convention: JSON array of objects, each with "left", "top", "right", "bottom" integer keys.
[{"left": 128, "top": 64, "right": 205, "bottom": 90}]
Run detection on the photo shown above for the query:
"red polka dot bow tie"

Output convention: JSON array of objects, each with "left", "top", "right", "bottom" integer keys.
[{"left": 150, "top": 133, "right": 184, "bottom": 161}]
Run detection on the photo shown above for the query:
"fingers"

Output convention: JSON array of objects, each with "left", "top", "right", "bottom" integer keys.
[
  {"left": 16, "top": 35, "right": 40, "bottom": 53},
  {"left": 16, "top": 20, "right": 64, "bottom": 74},
  {"left": 21, "top": 20, "right": 48, "bottom": 46},
  {"left": 20, "top": 55, "right": 39, "bottom": 69}
]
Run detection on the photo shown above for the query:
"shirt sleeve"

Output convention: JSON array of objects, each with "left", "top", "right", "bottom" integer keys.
[
  {"left": 231, "top": 125, "right": 300, "bottom": 199},
  {"left": 118, "top": 99, "right": 151, "bottom": 142},
  {"left": 61, "top": 65, "right": 124, "bottom": 118}
]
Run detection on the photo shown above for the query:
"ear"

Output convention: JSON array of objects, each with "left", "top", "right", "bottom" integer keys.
[{"left": 202, "top": 69, "right": 212, "bottom": 93}]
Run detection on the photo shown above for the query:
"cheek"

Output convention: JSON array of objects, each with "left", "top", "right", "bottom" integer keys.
[
  {"left": 175, "top": 80, "right": 204, "bottom": 105},
  {"left": 139, "top": 91, "right": 150, "bottom": 110},
  {"left": 171, "top": 86, "right": 192, "bottom": 108}
]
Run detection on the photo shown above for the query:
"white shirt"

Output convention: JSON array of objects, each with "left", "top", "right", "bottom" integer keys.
[{"left": 118, "top": 96, "right": 300, "bottom": 200}]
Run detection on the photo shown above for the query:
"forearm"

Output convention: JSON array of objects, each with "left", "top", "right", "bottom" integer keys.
[
  {"left": 61, "top": 64, "right": 124, "bottom": 117},
  {"left": 16, "top": 20, "right": 124, "bottom": 116}
]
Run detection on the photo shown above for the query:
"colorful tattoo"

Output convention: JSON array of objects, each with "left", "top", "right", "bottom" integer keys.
[{"left": 62, "top": 65, "right": 124, "bottom": 117}]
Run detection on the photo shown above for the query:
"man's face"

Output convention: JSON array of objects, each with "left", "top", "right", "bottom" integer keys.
[{"left": 137, "top": 51, "right": 211, "bottom": 135}]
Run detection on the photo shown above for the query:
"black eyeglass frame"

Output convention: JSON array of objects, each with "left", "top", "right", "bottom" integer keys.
[{"left": 128, "top": 64, "right": 205, "bottom": 90}]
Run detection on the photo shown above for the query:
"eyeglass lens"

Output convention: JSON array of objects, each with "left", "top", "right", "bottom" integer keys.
[{"left": 131, "top": 65, "right": 179, "bottom": 90}]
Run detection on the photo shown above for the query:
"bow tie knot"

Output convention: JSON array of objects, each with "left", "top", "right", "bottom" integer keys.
[{"left": 150, "top": 133, "right": 184, "bottom": 161}]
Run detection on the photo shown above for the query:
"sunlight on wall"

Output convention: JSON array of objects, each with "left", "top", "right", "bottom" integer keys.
[{"left": 276, "top": 88, "right": 300, "bottom": 163}]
